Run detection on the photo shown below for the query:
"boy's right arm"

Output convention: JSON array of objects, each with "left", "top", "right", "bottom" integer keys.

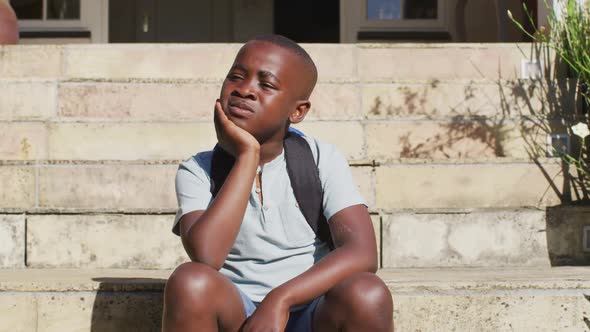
[{"left": 178, "top": 101, "right": 260, "bottom": 270}]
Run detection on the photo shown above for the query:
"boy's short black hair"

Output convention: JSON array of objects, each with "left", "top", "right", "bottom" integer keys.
[{"left": 251, "top": 34, "right": 318, "bottom": 99}]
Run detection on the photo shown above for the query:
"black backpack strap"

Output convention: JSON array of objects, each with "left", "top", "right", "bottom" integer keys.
[
  {"left": 283, "top": 133, "right": 333, "bottom": 249},
  {"left": 209, "top": 135, "right": 334, "bottom": 249},
  {"left": 210, "top": 145, "right": 235, "bottom": 197}
]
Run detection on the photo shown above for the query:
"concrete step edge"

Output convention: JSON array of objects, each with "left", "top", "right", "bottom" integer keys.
[{"left": 1, "top": 267, "right": 589, "bottom": 293}]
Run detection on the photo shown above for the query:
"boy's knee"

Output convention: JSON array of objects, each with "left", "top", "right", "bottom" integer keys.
[
  {"left": 330, "top": 272, "right": 393, "bottom": 318},
  {"left": 164, "top": 262, "right": 220, "bottom": 307},
  {"left": 163, "top": 262, "right": 248, "bottom": 331}
]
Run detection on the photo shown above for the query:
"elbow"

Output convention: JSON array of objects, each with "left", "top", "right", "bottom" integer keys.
[
  {"left": 189, "top": 254, "right": 224, "bottom": 271},
  {"left": 344, "top": 243, "right": 378, "bottom": 273},
  {"left": 181, "top": 236, "right": 224, "bottom": 271},
  {"left": 360, "top": 249, "right": 378, "bottom": 273},
  {"left": 187, "top": 248, "right": 224, "bottom": 271},
  {"left": 369, "top": 248, "right": 379, "bottom": 273},
  {"left": 367, "top": 257, "right": 378, "bottom": 273},
  {"left": 186, "top": 244, "right": 224, "bottom": 270},
  {"left": 361, "top": 245, "right": 379, "bottom": 273}
]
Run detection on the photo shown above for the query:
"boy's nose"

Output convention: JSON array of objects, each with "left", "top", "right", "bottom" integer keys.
[{"left": 232, "top": 82, "right": 256, "bottom": 100}]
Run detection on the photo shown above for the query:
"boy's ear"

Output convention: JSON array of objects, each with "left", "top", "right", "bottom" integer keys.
[{"left": 289, "top": 100, "right": 311, "bottom": 124}]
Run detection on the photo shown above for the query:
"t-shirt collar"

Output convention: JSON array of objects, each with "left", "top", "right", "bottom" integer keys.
[{"left": 260, "top": 148, "right": 285, "bottom": 172}]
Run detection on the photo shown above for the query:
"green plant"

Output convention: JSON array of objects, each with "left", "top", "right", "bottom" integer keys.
[{"left": 510, "top": 0, "right": 590, "bottom": 202}]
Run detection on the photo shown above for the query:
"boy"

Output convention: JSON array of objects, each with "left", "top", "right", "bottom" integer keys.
[
  {"left": 163, "top": 35, "right": 394, "bottom": 332},
  {"left": 0, "top": 0, "right": 19, "bottom": 45}
]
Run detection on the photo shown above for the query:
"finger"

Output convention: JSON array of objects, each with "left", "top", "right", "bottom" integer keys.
[
  {"left": 216, "top": 104, "right": 235, "bottom": 135},
  {"left": 213, "top": 101, "right": 221, "bottom": 124},
  {"left": 214, "top": 100, "right": 229, "bottom": 124},
  {"left": 213, "top": 101, "right": 223, "bottom": 140}
]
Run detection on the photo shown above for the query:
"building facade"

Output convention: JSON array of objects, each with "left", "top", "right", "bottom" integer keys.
[{"left": 8, "top": 0, "right": 552, "bottom": 44}]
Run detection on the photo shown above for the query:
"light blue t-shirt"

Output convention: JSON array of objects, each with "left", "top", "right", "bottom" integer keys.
[{"left": 173, "top": 135, "right": 365, "bottom": 303}]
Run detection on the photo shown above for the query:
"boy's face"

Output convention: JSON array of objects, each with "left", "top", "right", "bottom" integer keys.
[{"left": 219, "top": 41, "right": 308, "bottom": 143}]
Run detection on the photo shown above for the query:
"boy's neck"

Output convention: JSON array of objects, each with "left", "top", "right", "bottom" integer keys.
[{"left": 259, "top": 139, "right": 284, "bottom": 166}]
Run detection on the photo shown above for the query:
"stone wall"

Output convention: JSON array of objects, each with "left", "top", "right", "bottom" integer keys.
[{"left": 1, "top": 43, "right": 586, "bottom": 270}]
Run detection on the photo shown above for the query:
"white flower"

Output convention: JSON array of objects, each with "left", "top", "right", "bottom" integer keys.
[
  {"left": 572, "top": 122, "right": 590, "bottom": 138},
  {"left": 507, "top": 10, "right": 513, "bottom": 20}
]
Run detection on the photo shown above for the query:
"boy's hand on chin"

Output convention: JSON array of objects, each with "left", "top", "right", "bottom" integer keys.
[
  {"left": 213, "top": 100, "right": 260, "bottom": 158},
  {"left": 239, "top": 294, "right": 290, "bottom": 332}
]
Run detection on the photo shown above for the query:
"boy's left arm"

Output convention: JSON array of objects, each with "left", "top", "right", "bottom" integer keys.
[{"left": 241, "top": 203, "right": 377, "bottom": 331}]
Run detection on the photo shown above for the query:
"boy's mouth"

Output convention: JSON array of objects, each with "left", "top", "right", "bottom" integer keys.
[{"left": 227, "top": 100, "right": 255, "bottom": 118}]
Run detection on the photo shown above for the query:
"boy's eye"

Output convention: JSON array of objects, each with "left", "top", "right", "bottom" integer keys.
[
  {"left": 227, "top": 73, "right": 243, "bottom": 80},
  {"left": 260, "top": 82, "right": 275, "bottom": 90}
]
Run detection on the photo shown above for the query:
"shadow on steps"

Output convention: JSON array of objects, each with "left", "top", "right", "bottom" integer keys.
[
  {"left": 90, "top": 277, "right": 167, "bottom": 332},
  {"left": 545, "top": 205, "right": 590, "bottom": 266}
]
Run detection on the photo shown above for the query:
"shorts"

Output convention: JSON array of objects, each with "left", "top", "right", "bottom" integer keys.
[{"left": 237, "top": 286, "right": 322, "bottom": 332}]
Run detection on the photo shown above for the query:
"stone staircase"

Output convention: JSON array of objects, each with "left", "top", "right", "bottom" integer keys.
[
  {"left": 1, "top": 267, "right": 589, "bottom": 331},
  {"left": 1, "top": 43, "right": 589, "bottom": 331}
]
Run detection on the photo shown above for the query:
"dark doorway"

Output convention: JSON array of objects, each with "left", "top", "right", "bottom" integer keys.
[
  {"left": 109, "top": 0, "right": 231, "bottom": 43},
  {"left": 521, "top": 0, "right": 538, "bottom": 42},
  {"left": 274, "top": 0, "right": 339, "bottom": 43},
  {"left": 110, "top": 0, "right": 339, "bottom": 43}
]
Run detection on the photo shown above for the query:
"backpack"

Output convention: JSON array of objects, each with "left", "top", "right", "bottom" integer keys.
[{"left": 210, "top": 129, "right": 334, "bottom": 249}]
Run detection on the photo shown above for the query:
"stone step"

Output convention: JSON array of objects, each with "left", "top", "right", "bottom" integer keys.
[
  {"left": 1, "top": 79, "right": 569, "bottom": 122},
  {"left": 0, "top": 119, "right": 555, "bottom": 161},
  {"left": 0, "top": 43, "right": 567, "bottom": 166},
  {"left": 0, "top": 160, "right": 564, "bottom": 213},
  {"left": 3, "top": 208, "right": 588, "bottom": 269},
  {"left": 0, "top": 119, "right": 558, "bottom": 162},
  {"left": 0, "top": 75, "right": 569, "bottom": 163},
  {"left": 2, "top": 76, "right": 567, "bottom": 163},
  {"left": 0, "top": 44, "right": 544, "bottom": 81},
  {"left": 0, "top": 267, "right": 588, "bottom": 331}
]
